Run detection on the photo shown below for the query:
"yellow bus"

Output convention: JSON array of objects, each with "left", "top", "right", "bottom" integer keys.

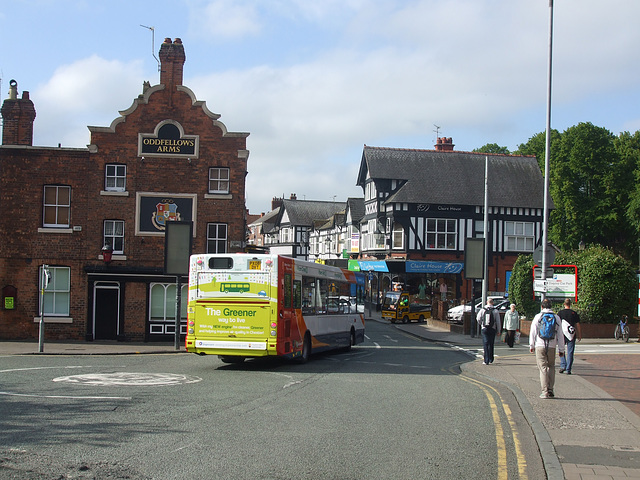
[{"left": 185, "top": 253, "right": 365, "bottom": 363}]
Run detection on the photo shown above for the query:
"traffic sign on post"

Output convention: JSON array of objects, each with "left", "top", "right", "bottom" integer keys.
[
  {"left": 534, "top": 279, "right": 547, "bottom": 293},
  {"left": 534, "top": 267, "right": 554, "bottom": 279},
  {"left": 533, "top": 244, "right": 555, "bottom": 267}
]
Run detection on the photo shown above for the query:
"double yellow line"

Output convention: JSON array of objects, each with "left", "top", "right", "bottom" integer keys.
[{"left": 458, "top": 370, "right": 529, "bottom": 480}]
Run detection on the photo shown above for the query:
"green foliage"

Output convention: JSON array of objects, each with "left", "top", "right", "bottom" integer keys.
[
  {"left": 621, "top": 130, "right": 640, "bottom": 238},
  {"left": 509, "top": 245, "right": 636, "bottom": 324},
  {"left": 472, "top": 143, "right": 510, "bottom": 155},
  {"left": 549, "top": 123, "right": 634, "bottom": 257},
  {"left": 515, "top": 124, "right": 639, "bottom": 261},
  {"left": 507, "top": 254, "right": 540, "bottom": 320}
]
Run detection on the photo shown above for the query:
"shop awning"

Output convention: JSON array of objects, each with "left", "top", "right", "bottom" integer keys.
[{"left": 405, "top": 260, "right": 464, "bottom": 274}]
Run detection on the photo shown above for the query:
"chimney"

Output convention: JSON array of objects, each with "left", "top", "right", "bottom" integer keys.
[
  {"left": 271, "top": 196, "right": 284, "bottom": 210},
  {"left": 159, "top": 38, "right": 186, "bottom": 88},
  {"left": 434, "top": 137, "right": 454, "bottom": 152},
  {"left": 290, "top": 193, "right": 297, "bottom": 200},
  {"left": 1, "top": 80, "right": 36, "bottom": 146}
]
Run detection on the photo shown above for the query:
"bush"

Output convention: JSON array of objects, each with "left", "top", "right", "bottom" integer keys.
[{"left": 509, "top": 245, "right": 636, "bottom": 323}]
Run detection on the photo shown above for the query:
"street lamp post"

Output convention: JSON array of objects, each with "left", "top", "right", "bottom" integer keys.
[{"left": 541, "top": 0, "right": 555, "bottom": 300}]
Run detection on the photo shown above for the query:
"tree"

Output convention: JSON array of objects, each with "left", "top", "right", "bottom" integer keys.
[
  {"left": 472, "top": 143, "right": 510, "bottom": 155},
  {"left": 621, "top": 131, "right": 640, "bottom": 244},
  {"left": 549, "top": 123, "right": 634, "bottom": 256}
]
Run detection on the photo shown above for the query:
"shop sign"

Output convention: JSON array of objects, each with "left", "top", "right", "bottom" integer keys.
[{"left": 406, "top": 260, "right": 464, "bottom": 274}]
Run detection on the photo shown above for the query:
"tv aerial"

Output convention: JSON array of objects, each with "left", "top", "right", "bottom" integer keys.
[{"left": 140, "top": 25, "right": 160, "bottom": 72}]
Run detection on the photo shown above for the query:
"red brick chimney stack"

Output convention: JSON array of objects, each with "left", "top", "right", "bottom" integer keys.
[
  {"left": 435, "top": 137, "right": 454, "bottom": 152},
  {"left": 1, "top": 79, "right": 36, "bottom": 146},
  {"left": 159, "top": 38, "right": 186, "bottom": 88}
]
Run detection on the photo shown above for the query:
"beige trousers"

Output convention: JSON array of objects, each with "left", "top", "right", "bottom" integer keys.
[{"left": 535, "top": 346, "right": 556, "bottom": 394}]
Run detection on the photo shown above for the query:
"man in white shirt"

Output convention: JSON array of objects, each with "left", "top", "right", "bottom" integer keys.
[{"left": 529, "top": 299, "right": 565, "bottom": 398}]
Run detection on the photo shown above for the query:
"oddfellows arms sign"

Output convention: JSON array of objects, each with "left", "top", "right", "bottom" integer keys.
[{"left": 139, "top": 121, "right": 199, "bottom": 158}]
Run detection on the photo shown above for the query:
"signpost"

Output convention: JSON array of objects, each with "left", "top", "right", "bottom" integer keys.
[{"left": 38, "top": 265, "right": 51, "bottom": 353}]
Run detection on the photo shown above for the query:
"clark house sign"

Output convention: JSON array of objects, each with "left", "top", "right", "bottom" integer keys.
[{"left": 139, "top": 120, "right": 199, "bottom": 158}]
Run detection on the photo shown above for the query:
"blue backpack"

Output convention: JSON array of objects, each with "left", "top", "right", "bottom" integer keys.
[{"left": 538, "top": 312, "right": 557, "bottom": 340}]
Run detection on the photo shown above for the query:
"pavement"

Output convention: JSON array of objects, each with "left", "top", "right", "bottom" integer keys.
[{"left": 2, "top": 319, "right": 640, "bottom": 480}]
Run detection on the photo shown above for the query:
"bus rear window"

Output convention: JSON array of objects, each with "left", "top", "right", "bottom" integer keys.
[{"left": 209, "top": 257, "right": 233, "bottom": 269}]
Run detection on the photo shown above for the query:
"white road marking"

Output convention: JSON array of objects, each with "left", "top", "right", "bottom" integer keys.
[{"left": 52, "top": 372, "right": 202, "bottom": 386}]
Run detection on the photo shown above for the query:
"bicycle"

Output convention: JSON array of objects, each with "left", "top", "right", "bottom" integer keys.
[{"left": 614, "top": 315, "right": 630, "bottom": 342}]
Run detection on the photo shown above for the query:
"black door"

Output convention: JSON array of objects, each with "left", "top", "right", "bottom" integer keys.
[{"left": 94, "top": 286, "right": 119, "bottom": 340}]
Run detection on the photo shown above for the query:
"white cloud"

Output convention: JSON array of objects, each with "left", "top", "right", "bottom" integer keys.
[
  {"left": 189, "top": 0, "right": 262, "bottom": 39},
  {"left": 33, "top": 56, "right": 143, "bottom": 147},
  {"left": 8, "top": 0, "right": 640, "bottom": 212}
]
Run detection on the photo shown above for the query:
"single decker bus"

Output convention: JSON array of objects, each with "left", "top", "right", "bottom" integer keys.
[{"left": 185, "top": 253, "right": 365, "bottom": 363}]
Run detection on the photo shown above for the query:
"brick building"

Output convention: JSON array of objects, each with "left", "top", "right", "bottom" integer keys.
[{"left": 0, "top": 38, "right": 249, "bottom": 342}]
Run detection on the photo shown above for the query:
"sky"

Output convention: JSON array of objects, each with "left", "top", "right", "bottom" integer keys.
[{"left": 2, "top": 0, "right": 640, "bottom": 214}]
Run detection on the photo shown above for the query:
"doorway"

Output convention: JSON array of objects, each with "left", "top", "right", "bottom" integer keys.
[{"left": 93, "top": 282, "right": 121, "bottom": 340}]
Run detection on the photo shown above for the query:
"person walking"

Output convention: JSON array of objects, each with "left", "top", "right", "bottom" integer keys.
[
  {"left": 529, "top": 299, "right": 565, "bottom": 398},
  {"left": 503, "top": 303, "right": 520, "bottom": 347},
  {"left": 477, "top": 298, "right": 501, "bottom": 365},
  {"left": 557, "top": 298, "right": 582, "bottom": 374}
]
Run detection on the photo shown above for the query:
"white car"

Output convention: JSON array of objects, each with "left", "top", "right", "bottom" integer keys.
[{"left": 447, "top": 298, "right": 509, "bottom": 324}]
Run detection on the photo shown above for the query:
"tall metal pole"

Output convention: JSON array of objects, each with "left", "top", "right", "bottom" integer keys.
[
  {"left": 541, "top": 0, "right": 554, "bottom": 300},
  {"left": 480, "top": 156, "right": 489, "bottom": 337},
  {"left": 482, "top": 155, "right": 489, "bottom": 305},
  {"left": 174, "top": 276, "right": 182, "bottom": 350}
]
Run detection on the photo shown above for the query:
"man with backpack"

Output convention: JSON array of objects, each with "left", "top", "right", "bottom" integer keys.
[
  {"left": 476, "top": 298, "right": 502, "bottom": 365},
  {"left": 529, "top": 299, "right": 565, "bottom": 398},
  {"left": 558, "top": 298, "right": 582, "bottom": 375}
]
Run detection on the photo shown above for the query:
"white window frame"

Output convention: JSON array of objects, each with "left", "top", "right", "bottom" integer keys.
[
  {"left": 39, "top": 266, "right": 70, "bottom": 316},
  {"left": 104, "top": 220, "right": 125, "bottom": 254},
  {"left": 43, "top": 185, "right": 71, "bottom": 228},
  {"left": 392, "top": 223, "right": 404, "bottom": 249},
  {"left": 208, "top": 167, "right": 230, "bottom": 194},
  {"left": 207, "top": 223, "right": 227, "bottom": 253},
  {"left": 426, "top": 218, "right": 457, "bottom": 250},
  {"left": 149, "top": 283, "right": 188, "bottom": 333},
  {"left": 504, "top": 221, "right": 535, "bottom": 252},
  {"left": 105, "top": 164, "right": 126, "bottom": 192}
]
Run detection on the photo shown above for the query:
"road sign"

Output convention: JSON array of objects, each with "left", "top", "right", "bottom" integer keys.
[
  {"left": 533, "top": 244, "right": 555, "bottom": 267},
  {"left": 534, "top": 267, "right": 554, "bottom": 279},
  {"left": 534, "top": 279, "right": 547, "bottom": 292}
]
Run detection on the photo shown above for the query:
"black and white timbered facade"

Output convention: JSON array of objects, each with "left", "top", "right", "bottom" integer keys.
[{"left": 356, "top": 144, "right": 547, "bottom": 299}]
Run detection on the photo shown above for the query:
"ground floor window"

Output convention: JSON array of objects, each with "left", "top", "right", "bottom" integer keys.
[
  {"left": 149, "top": 283, "right": 187, "bottom": 335},
  {"left": 207, "top": 223, "right": 227, "bottom": 253},
  {"left": 39, "top": 266, "right": 70, "bottom": 316}
]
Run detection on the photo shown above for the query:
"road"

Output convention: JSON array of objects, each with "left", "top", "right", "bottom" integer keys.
[{"left": 1, "top": 321, "right": 553, "bottom": 479}]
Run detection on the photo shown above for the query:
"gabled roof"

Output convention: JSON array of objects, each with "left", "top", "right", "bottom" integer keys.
[
  {"left": 346, "top": 197, "right": 365, "bottom": 224},
  {"left": 357, "top": 146, "right": 547, "bottom": 209},
  {"left": 249, "top": 207, "right": 280, "bottom": 234},
  {"left": 280, "top": 199, "right": 346, "bottom": 227}
]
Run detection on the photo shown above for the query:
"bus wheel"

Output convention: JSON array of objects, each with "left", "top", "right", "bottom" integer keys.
[
  {"left": 343, "top": 329, "right": 355, "bottom": 352},
  {"left": 418, "top": 315, "right": 425, "bottom": 323},
  {"left": 219, "top": 356, "right": 245, "bottom": 364},
  {"left": 296, "top": 333, "right": 311, "bottom": 364},
  {"left": 402, "top": 315, "right": 410, "bottom": 324}
]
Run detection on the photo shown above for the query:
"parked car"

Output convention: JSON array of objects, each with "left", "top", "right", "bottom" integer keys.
[{"left": 447, "top": 297, "right": 509, "bottom": 324}]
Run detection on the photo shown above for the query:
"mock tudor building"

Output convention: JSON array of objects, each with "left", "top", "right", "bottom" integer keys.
[
  {"left": 256, "top": 195, "right": 347, "bottom": 260},
  {"left": 356, "top": 140, "right": 547, "bottom": 303},
  {"left": 0, "top": 38, "right": 249, "bottom": 342}
]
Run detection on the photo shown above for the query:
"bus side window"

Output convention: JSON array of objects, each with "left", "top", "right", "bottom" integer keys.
[
  {"left": 283, "top": 273, "right": 292, "bottom": 308},
  {"left": 293, "top": 280, "right": 302, "bottom": 309}
]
